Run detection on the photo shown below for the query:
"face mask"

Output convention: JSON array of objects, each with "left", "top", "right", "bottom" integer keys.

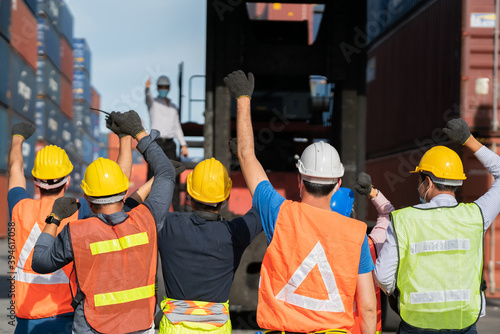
[
  {"left": 158, "top": 89, "right": 169, "bottom": 98},
  {"left": 418, "top": 180, "right": 431, "bottom": 204}
]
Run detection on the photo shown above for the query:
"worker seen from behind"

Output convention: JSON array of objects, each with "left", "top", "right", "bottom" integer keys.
[
  {"left": 375, "top": 118, "right": 500, "bottom": 333},
  {"left": 225, "top": 70, "right": 376, "bottom": 333},
  {"left": 8, "top": 122, "right": 87, "bottom": 333},
  {"left": 156, "top": 156, "right": 262, "bottom": 333},
  {"left": 32, "top": 111, "right": 175, "bottom": 333}
]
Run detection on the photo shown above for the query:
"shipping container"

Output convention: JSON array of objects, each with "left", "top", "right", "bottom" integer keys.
[
  {"left": 24, "top": 0, "right": 36, "bottom": 15},
  {"left": 60, "top": 74, "right": 72, "bottom": 118},
  {"left": 59, "top": 35, "right": 73, "bottom": 81},
  {"left": 0, "top": 173, "right": 7, "bottom": 237},
  {"left": 36, "top": 56, "right": 61, "bottom": 105},
  {"left": 73, "top": 100, "right": 92, "bottom": 135},
  {"left": 0, "top": 107, "right": 8, "bottom": 171},
  {"left": 36, "top": 0, "right": 60, "bottom": 30},
  {"left": 366, "top": 0, "right": 462, "bottom": 158},
  {"left": 67, "top": 161, "right": 85, "bottom": 196},
  {"left": 90, "top": 86, "right": 100, "bottom": 110},
  {"left": 0, "top": 0, "right": 11, "bottom": 41},
  {"left": 367, "top": 0, "right": 427, "bottom": 42},
  {"left": 99, "top": 132, "right": 108, "bottom": 159},
  {"left": 73, "top": 38, "right": 91, "bottom": 73},
  {"left": 73, "top": 68, "right": 91, "bottom": 103},
  {"left": 58, "top": 0, "right": 73, "bottom": 45},
  {"left": 10, "top": 0, "right": 37, "bottom": 70},
  {"left": 10, "top": 50, "right": 36, "bottom": 120},
  {"left": 90, "top": 110, "right": 99, "bottom": 139},
  {"left": 11, "top": 112, "right": 36, "bottom": 175},
  {"left": 0, "top": 36, "right": 9, "bottom": 107},
  {"left": 37, "top": 16, "right": 60, "bottom": 69},
  {"left": 82, "top": 133, "right": 98, "bottom": 165},
  {"left": 35, "top": 97, "right": 61, "bottom": 145}
]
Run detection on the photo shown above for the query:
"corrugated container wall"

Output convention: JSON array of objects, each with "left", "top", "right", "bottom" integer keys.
[
  {"left": 11, "top": 0, "right": 38, "bottom": 70},
  {"left": 0, "top": 36, "right": 9, "bottom": 107},
  {"left": 73, "top": 38, "right": 91, "bottom": 73},
  {"left": 37, "top": 16, "right": 60, "bottom": 70},
  {"left": 461, "top": 0, "right": 500, "bottom": 131},
  {"left": 58, "top": 0, "right": 73, "bottom": 44},
  {"left": 90, "top": 86, "right": 100, "bottom": 110},
  {"left": 36, "top": 56, "right": 60, "bottom": 105},
  {"left": 60, "top": 36, "right": 73, "bottom": 81},
  {"left": 60, "top": 75, "right": 72, "bottom": 118},
  {"left": 0, "top": 0, "right": 11, "bottom": 41},
  {"left": 36, "top": 0, "right": 60, "bottom": 29},
  {"left": 0, "top": 107, "right": 8, "bottom": 171},
  {"left": 10, "top": 50, "right": 36, "bottom": 120},
  {"left": 366, "top": 0, "right": 462, "bottom": 158}
]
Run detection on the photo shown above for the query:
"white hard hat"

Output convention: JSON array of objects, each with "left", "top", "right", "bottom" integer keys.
[
  {"left": 156, "top": 75, "right": 171, "bottom": 86},
  {"left": 296, "top": 141, "right": 344, "bottom": 184}
]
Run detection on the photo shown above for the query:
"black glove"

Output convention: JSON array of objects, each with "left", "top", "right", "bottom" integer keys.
[
  {"left": 12, "top": 122, "right": 36, "bottom": 140},
  {"left": 354, "top": 172, "right": 372, "bottom": 196},
  {"left": 229, "top": 138, "right": 238, "bottom": 160},
  {"left": 443, "top": 118, "right": 471, "bottom": 145},
  {"left": 170, "top": 160, "right": 186, "bottom": 176},
  {"left": 108, "top": 110, "right": 145, "bottom": 138},
  {"left": 223, "top": 70, "right": 254, "bottom": 99},
  {"left": 105, "top": 111, "right": 126, "bottom": 138},
  {"left": 52, "top": 197, "right": 81, "bottom": 220}
]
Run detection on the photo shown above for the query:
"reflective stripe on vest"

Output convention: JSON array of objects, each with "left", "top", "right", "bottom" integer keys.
[
  {"left": 162, "top": 298, "right": 230, "bottom": 326},
  {"left": 11, "top": 197, "right": 78, "bottom": 318},
  {"left": 257, "top": 200, "right": 366, "bottom": 332},
  {"left": 70, "top": 204, "right": 157, "bottom": 333},
  {"left": 392, "top": 203, "right": 483, "bottom": 330}
]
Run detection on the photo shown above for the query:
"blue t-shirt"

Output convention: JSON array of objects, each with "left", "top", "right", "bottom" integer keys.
[
  {"left": 8, "top": 187, "right": 91, "bottom": 220},
  {"left": 253, "top": 180, "right": 374, "bottom": 274}
]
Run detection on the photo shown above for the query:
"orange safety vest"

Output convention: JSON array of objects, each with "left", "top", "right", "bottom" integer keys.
[
  {"left": 69, "top": 204, "right": 157, "bottom": 333},
  {"left": 257, "top": 200, "right": 367, "bottom": 333},
  {"left": 351, "top": 237, "right": 382, "bottom": 334},
  {"left": 11, "top": 197, "right": 79, "bottom": 319}
]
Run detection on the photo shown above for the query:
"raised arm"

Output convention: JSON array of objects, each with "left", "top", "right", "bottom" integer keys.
[
  {"left": 145, "top": 77, "right": 153, "bottom": 109},
  {"left": 117, "top": 135, "right": 133, "bottom": 180},
  {"left": 224, "top": 70, "right": 268, "bottom": 196},
  {"left": 8, "top": 122, "right": 36, "bottom": 191}
]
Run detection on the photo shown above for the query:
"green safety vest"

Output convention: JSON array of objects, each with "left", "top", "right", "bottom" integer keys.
[{"left": 392, "top": 203, "right": 483, "bottom": 330}]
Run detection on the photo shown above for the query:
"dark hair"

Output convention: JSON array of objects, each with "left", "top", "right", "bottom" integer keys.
[
  {"left": 192, "top": 199, "right": 222, "bottom": 212},
  {"left": 420, "top": 173, "right": 457, "bottom": 193},
  {"left": 88, "top": 191, "right": 126, "bottom": 210},
  {"left": 303, "top": 180, "right": 337, "bottom": 198},
  {"left": 39, "top": 184, "right": 65, "bottom": 196}
]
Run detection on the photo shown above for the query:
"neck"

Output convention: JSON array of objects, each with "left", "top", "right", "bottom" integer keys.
[
  {"left": 428, "top": 189, "right": 456, "bottom": 201},
  {"left": 92, "top": 202, "right": 124, "bottom": 215},
  {"left": 301, "top": 192, "right": 332, "bottom": 211}
]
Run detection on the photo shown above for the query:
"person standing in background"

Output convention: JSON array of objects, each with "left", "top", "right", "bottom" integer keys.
[{"left": 146, "top": 75, "right": 188, "bottom": 211}]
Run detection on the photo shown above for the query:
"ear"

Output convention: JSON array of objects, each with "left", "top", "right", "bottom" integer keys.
[
  {"left": 64, "top": 176, "right": 71, "bottom": 191},
  {"left": 297, "top": 174, "right": 302, "bottom": 189}
]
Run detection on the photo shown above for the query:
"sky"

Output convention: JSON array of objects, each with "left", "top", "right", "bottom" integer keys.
[{"left": 65, "top": 0, "right": 207, "bottom": 136}]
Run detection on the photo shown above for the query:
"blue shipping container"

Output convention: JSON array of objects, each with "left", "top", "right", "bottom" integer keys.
[
  {"left": 24, "top": 0, "right": 37, "bottom": 16},
  {"left": 37, "top": 16, "right": 61, "bottom": 69},
  {"left": 82, "top": 133, "right": 98, "bottom": 165},
  {"left": 73, "top": 100, "right": 92, "bottom": 135},
  {"left": 0, "top": 0, "right": 11, "bottom": 41},
  {"left": 73, "top": 69, "right": 91, "bottom": 103},
  {"left": 67, "top": 163, "right": 85, "bottom": 196},
  {"left": 10, "top": 51, "right": 36, "bottom": 120},
  {"left": 0, "top": 36, "right": 9, "bottom": 107},
  {"left": 59, "top": 1, "right": 73, "bottom": 45},
  {"left": 0, "top": 107, "right": 8, "bottom": 171},
  {"left": 36, "top": 0, "right": 60, "bottom": 31},
  {"left": 73, "top": 38, "right": 91, "bottom": 73},
  {"left": 90, "top": 111, "right": 99, "bottom": 139},
  {"left": 35, "top": 97, "right": 62, "bottom": 145},
  {"left": 11, "top": 112, "right": 36, "bottom": 176},
  {"left": 37, "top": 56, "right": 61, "bottom": 106},
  {"left": 99, "top": 132, "right": 108, "bottom": 159}
]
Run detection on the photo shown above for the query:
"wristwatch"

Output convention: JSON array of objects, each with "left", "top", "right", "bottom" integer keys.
[{"left": 45, "top": 214, "right": 61, "bottom": 227}]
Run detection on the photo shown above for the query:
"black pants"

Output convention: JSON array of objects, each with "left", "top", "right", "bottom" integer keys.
[{"left": 148, "top": 138, "right": 180, "bottom": 211}]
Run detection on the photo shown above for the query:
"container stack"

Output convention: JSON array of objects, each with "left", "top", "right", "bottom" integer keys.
[{"left": 0, "top": 0, "right": 103, "bottom": 234}]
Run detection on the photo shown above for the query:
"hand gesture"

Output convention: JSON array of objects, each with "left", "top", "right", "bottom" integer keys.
[
  {"left": 52, "top": 197, "right": 81, "bottom": 220},
  {"left": 223, "top": 70, "right": 254, "bottom": 99}
]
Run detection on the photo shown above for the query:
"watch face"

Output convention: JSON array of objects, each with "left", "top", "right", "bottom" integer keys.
[{"left": 45, "top": 216, "right": 61, "bottom": 226}]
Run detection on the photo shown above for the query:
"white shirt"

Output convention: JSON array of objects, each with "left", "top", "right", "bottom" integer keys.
[{"left": 146, "top": 89, "right": 187, "bottom": 146}]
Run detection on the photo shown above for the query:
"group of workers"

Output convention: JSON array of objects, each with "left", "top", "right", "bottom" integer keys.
[{"left": 7, "top": 70, "right": 500, "bottom": 334}]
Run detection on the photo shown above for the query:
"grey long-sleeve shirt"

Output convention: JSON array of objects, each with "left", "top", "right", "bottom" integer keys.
[
  {"left": 375, "top": 145, "right": 500, "bottom": 317},
  {"left": 32, "top": 130, "right": 174, "bottom": 334}
]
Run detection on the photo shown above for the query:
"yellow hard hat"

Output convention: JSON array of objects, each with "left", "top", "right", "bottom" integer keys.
[
  {"left": 411, "top": 146, "right": 466, "bottom": 185},
  {"left": 81, "top": 158, "right": 129, "bottom": 197},
  {"left": 32, "top": 145, "right": 73, "bottom": 180},
  {"left": 187, "top": 158, "right": 232, "bottom": 204}
]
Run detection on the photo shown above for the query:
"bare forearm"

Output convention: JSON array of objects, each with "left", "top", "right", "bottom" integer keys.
[
  {"left": 117, "top": 136, "right": 133, "bottom": 179},
  {"left": 8, "top": 137, "right": 26, "bottom": 190},
  {"left": 464, "top": 135, "right": 483, "bottom": 153},
  {"left": 356, "top": 272, "right": 377, "bottom": 334}
]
